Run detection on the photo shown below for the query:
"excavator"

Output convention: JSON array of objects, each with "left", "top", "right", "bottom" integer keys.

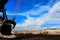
[{"left": 0, "top": 0, "right": 16, "bottom": 35}]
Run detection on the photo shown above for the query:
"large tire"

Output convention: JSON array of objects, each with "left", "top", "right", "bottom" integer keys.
[
  {"left": 0, "top": 20, "right": 16, "bottom": 35},
  {"left": 1, "top": 24, "right": 12, "bottom": 35}
]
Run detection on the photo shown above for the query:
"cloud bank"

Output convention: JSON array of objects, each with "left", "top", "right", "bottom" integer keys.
[{"left": 13, "top": 1, "right": 60, "bottom": 30}]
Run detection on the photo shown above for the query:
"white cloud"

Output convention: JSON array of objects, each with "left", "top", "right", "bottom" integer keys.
[
  {"left": 14, "top": 1, "right": 60, "bottom": 30},
  {"left": 49, "top": 1, "right": 60, "bottom": 18},
  {"left": 6, "top": 4, "right": 50, "bottom": 16},
  {"left": 48, "top": 1, "right": 60, "bottom": 24},
  {"left": 14, "top": 13, "right": 51, "bottom": 30},
  {"left": 21, "top": 6, "right": 50, "bottom": 16},
  {"left": 50, "top": 26, "right": 60, "bottom": 28}
]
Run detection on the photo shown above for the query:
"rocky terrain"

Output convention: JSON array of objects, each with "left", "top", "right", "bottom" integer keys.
[
  {"left": 0, "top": 34, "right": 60, "bottom": 40},
  {"left": 0, "top": 30, "right": 60, "bottom": 40}
]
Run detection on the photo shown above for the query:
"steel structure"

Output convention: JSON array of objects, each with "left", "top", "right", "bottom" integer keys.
[{"left": 0, "top": 0, "right": 16, "bottom": 35}]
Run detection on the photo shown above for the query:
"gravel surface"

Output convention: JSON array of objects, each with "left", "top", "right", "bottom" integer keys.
[{"left": 0, "top": 34, "right": 60, "bottom": 40}]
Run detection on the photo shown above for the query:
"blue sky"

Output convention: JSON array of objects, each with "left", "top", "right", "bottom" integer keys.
[{"left": 4, "top": 0, "right": 60, "bottom": 30}]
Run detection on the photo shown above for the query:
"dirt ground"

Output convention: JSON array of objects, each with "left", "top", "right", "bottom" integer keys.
[{"left": 0, "top": 34, "right": 60, "bottom": 40}]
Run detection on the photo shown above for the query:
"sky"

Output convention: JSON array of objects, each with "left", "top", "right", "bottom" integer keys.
[{"left": 4, "top": 0, "right": 60, "bottom": 30}]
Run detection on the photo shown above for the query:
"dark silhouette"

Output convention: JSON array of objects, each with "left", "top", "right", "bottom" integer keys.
[
  {"left": 0, "top": 0, "right": 8, "bottom": 20},
  {"left": 1, "top": 20, "right": 16, "bottom": 35},
  {"left": 0, "top": 0, "right": 16, "bottom": 35},
  {"left": 0, "top": 0, "right": 8, "bottom": 9}
]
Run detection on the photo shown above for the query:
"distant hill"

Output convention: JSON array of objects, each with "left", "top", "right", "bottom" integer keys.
[{"left": 44, "top": 28, "right": 60, "bottom": 30}]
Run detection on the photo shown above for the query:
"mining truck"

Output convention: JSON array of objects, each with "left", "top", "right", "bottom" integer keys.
[{"left": 0, "top": 0, "right": 16, "bottom": 35}]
